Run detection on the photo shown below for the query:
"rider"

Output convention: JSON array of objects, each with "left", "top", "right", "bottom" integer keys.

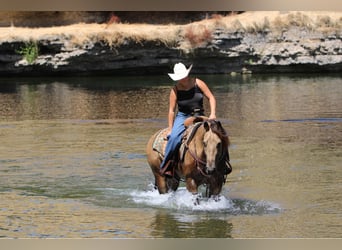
[{"left": 159, "top": 62, "right": 217, "bottom": 175}]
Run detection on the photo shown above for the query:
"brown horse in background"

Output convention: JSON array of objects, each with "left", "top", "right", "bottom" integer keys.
[{"left": 146, "top": 119, "right": 232, "bottom": 200}]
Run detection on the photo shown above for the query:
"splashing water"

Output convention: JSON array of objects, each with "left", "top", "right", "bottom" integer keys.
[{"left": 129, "top": 184, "right": 281, "bottom": 215}]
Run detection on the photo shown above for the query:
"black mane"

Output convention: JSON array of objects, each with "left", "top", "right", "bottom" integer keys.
[{"left": 208, "top": 120, "right": 230, "bottom": 148}]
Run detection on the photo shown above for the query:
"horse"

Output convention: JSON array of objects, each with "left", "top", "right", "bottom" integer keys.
[{"left": 146, "top": 118, "right": 232, "bottom": 200}]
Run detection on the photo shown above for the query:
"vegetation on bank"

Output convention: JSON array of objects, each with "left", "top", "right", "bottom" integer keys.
[
  {"left": 15, "top": 41, "right": 39, "bottom": 64},
  {"left": 0, "top": 11, "right": 341, "bottom": 63}
]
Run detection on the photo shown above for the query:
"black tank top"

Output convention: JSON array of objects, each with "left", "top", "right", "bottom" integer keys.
[{"left": 176, "top": 81, "right": 204, "bottom": 115}]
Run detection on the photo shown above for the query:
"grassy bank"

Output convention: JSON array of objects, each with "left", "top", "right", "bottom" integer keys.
[{"left": 0, "top": 11, "right": 341, "bottom": 51}]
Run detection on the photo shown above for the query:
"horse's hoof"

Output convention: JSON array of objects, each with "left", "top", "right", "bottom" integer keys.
[
  {"left": 192, "top": 193, "right": 201, "bottom": 205},
  {"left": 212, "top": 195, "right": 221, "bottom": 202}
]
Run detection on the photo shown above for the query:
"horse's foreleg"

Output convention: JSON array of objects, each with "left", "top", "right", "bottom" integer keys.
[
  {"left": 185, "top": 177, "right": 198, "bottom": 195},
  {"left": 209, "top": 185, "right": 223, "bottom": 197},
  {"left": 208, "top": 175, "right": 224, "bottom": 198},
  {"left": 154, "top": 174, "right": 168, "bottom": 194},
  {"left": 185, "top": 177, "right": 202, "bottom": 205}
]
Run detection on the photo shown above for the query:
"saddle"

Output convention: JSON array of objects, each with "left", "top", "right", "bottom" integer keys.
[
  {"left": 152, "top": 116, "right": 208, "bottom": 177},
  {"left": 184, "top": 115, "right": 208, "bottom": 128}
]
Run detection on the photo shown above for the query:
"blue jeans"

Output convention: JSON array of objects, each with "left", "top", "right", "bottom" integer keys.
[{"left": 160, "top": 112, "right": 191, "bottom": 169}]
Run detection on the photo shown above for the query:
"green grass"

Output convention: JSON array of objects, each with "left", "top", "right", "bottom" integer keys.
[{"left": 16, "top": 41, "right": 39, "bottom": 64}]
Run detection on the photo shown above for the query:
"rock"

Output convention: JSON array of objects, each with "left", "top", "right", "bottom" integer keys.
[
  {"left": 0, "top": 26, "right": 341, "bottom": 76},
  {"left": 241, "top": 67, "right": 252, "bottom": 74}
]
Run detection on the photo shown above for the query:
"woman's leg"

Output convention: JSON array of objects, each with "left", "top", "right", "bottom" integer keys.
[{"left": 160, "top": 113, "right": 188, "bottom": 169}]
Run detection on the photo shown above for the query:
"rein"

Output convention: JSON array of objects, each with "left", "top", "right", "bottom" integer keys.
[{"left": 184, "top": 143, "right": 211, "bottom": 178}]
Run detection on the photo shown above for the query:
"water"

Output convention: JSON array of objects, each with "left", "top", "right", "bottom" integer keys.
[{"left": 0, "top": 74, "right": 341, "bottom": 238}]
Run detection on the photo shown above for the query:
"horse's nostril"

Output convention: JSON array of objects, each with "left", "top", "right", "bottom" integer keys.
[{"left": 206, "top": 168, "right": 214, "bottom": 175}]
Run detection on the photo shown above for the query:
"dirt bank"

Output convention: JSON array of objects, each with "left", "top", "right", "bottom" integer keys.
[{"left": 0, "top": 11, "right": 341, "bottom": 76}]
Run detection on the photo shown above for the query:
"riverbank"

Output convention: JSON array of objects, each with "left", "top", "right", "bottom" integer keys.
[{"left": 0, "top": 11, "right": 341, "bottom": 76}]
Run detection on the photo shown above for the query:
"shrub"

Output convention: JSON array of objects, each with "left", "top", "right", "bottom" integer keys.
[
  {"left": 16, "top": 41, "right": 39, "bottom": 64},
  {"left": 105, "top": 13, "right": 121, "bottom": 29},
  {"left": 184, "top": 24, "right": 213, "bottom": 48}
]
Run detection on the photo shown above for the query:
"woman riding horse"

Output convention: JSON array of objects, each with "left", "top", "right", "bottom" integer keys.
[
  {"left": 159, "top": 62, "right": 217, "bottom": 175},
  {"left": 146, "top": 62, "right": 232, "bottom": 197},
  {"left": 146, "top": 118, "right": 232, "bottom": 197}
]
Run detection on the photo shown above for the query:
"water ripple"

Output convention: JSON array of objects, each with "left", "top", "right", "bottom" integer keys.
[{"left": 261, "top": 117, "right": 342, "bottom": 123}]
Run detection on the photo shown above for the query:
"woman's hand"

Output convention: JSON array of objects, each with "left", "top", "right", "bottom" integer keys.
[
  {"left": 164, "top": 127, "right": 172, "bottom": 140},
  {"left": 209, "top": 114, "right": 217, "bottom": 120}
]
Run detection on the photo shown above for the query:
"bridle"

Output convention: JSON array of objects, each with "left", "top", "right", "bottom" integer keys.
[
  {"left": 184, "top": 125, "right": 229, "bottom": 197},
  {"left": 184, "top": 123, "right": 224, "bottom": 178},
  {"left": 184, "top": 143, "right": 210, "bottom": 177}
]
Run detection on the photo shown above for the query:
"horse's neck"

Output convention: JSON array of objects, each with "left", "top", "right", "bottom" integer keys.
[
  {"left": 183, "top": 122, "right": 202, "bottom": 144},
  {"left": 186, "top": 125, "right": 205, "bottom": 154}
]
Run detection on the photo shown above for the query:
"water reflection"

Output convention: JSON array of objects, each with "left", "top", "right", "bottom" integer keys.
[
  {"left": 1, "top": 74, "right": 341, "bottom": 122},
  {"left": 0, "top": 77, "right": 171, "bottom": 120},
  {"left": 151, "top": 211, "right": 233, "bottom": 238}
]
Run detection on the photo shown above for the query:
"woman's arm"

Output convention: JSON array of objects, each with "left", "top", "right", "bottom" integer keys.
[
  {"left": 196, "top": 78, "right": 217, "bottom": 120},
  {"left": 167, "top": 87, "right": 177, "bottom": 132}
]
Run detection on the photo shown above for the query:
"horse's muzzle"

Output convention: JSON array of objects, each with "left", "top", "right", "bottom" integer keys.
[
  {"left": 206, "top": 159, "right": 216, "bottom": 170},
  {"left": 205, "top": 168, "right": 215, "bottom": 175},
  {"left": 205, "top": 163, "right": 216, "bottom": 175}
]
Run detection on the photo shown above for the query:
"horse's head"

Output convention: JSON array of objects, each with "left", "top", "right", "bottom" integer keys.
[{"left": 202, "top": 120, "right": 229, "bottom": 174}]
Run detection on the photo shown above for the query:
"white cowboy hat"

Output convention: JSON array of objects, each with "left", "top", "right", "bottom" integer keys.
[{"left": 168, "top": 63, "right": 193, "bottom": 81}]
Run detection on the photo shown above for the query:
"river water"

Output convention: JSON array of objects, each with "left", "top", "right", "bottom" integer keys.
[{"left": 0, "top": 74, "right": 341, "bottom": 238}]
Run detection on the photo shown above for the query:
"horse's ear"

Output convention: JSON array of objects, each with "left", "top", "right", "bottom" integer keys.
[
  {"left": 203, "top": 121, "right": 210, "bottom": 131},
  {"left": 216, "top": 120, "right": 222, "bottom": 128}
]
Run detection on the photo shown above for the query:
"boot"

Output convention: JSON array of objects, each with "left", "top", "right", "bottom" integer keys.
[{"left": 159, "top": 160, "right": 174, "bottom": 177}]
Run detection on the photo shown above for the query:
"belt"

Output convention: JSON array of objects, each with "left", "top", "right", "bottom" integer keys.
[{"left": 190, "top": 108, "right": 204, "bottom": 117}]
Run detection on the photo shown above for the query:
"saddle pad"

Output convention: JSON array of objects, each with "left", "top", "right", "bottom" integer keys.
[
  {"left": 152, "top": 128, "right": 169, "bottom": 157},
  {"left": 152, "top": 122, "right": 203, "bottom": 160}
]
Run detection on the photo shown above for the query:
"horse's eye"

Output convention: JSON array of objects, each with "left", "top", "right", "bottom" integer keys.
[{"left": 203, "top": 141, "right": 207, "bottom": 147}]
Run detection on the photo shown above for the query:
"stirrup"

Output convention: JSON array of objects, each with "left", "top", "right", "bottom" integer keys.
[{"left": 160, "top": 160, "right": 174, "bottom": 177}]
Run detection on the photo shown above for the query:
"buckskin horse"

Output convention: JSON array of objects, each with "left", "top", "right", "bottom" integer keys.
[{"left": 146, "top": 118, "right": 232, "bottom": 201}]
